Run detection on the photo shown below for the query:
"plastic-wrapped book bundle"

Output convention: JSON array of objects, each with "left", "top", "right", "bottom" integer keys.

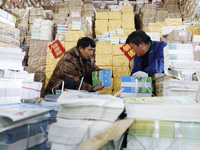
[
  {"left": 48, "top": 90, "right": 124, "bottom": 150},
  {"left": 0, "top": 103, "right": 52, "bottom": 150},
  {"left": 124, "top": 96, "right": 200, "bottom": 150}
]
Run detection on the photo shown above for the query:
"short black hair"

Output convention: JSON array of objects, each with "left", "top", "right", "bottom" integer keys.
[
  {"left": 77, "top": 37, "right": 95, "bottom": 49},
  {"left": 126, "top": 30, "right": 151, "bottom": 46}
]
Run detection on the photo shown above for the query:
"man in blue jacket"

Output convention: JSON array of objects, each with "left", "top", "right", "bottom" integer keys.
[{"left": 126, "top": 30, "right": 167, "bottom": 79}]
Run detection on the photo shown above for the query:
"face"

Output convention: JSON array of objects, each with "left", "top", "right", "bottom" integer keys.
[
  {"left": 128, "top": 42, "right": 148, "bottom": 57},
  {"left": 79, "top": 45, "right": 94, "bottom": 59}
]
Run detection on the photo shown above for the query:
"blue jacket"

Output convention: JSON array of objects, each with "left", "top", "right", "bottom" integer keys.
[{"left": 131, "top": 41, "right": 167, "bottom": 77}]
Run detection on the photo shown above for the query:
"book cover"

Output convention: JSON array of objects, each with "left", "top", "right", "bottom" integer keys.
[{"left": 92, "top": 69, "right": 111, "bottom": 87}]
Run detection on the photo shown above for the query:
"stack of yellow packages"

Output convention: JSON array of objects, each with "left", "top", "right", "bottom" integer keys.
[
  {"left": 141, "top": 4, "right": 157, "bottom": 31},
  {"left": 45, "top": 42, "right": 65, "bottom": 87},
  {"left": 112, "top": 44, "right": 130, "bottom": 96},
  {"left": 121, "top": 6, "right": 136, "bottom": 35},
  {"left": 95, "top": 12, "right": 108, "bottom": 35},
  {"left": 95, "top": 41, "right": 113, "bottom": 94},
  {"left": 108, "top": 12, "right": 121, "bottom": 31}
]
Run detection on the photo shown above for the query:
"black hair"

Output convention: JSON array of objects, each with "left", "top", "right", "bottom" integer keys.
[
  {"left": 126, "top": 30, "right": 151, "bottom": 46},
  {"left": 77, "top": 37, "right": 96, "bottom": 49}
]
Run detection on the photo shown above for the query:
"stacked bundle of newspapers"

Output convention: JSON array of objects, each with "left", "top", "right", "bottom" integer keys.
[
  {"left": 124, "top": 96, "right": 200, "bottom": 150},
  {"left": 48, "top": 90, "right": 124, "bottom": 150},
  {"left": 0, "top": 103, "right": 52, "bottom": 150},
  {"left": 163, "top": 79, "right": 200, "bottom": 100}
]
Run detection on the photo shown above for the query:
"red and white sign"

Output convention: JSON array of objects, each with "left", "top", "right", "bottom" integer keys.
[
  {"left": 120, "top": 44, "right": 135, "bottom": 60},
  {"left": 48, "top": 40, "right": 65, "bottom": 59}
]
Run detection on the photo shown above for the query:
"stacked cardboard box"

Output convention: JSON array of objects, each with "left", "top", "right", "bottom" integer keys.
[
  {"left": 95, "top": 41, "right": 113, "bottom": 94},
  {"left": 95, "top": 12, "right": 108, "bottom": 35},
  {"left": 69, "top": 0, "right": 83, "bottom": 17},
  {"left": 29, "top": 8, "right": 46, "bottom": 27},
  {"left": 121, "top": 6, "right": 136, "bottom": 34},
  {"left": 108, "top": 12, "right": 121, "bottom": 31},
  {"left": 53, "top": 2, "right": 69, "bottom": 21},
  {"left": 112, "top": 44, "right": 131, "bottom": 95},
  {"left": 26, "top": 40, "right": 49, "bottom": 97},
  {"left": 141, "top": 4, "right": 157, "bottom": 31},
  {"left": 82, "top": 3, "right": 94, "bottom": 17}
]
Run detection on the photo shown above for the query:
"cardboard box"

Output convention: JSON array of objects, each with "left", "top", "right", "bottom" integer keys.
[
  {"left": 95, "top": 54, "right": 113, "bottom": 66},
  {"left": 121, "top": 6, "right": 133, "bottom": 12},
  {"left": 112, "top": 44, "right": 124, "bottom": 55},
  {"left": 65, "top": 30, "right": 85, "bottom": 42},
  {"left": 113, "top": 66, "right": 130, "bottom": 78},
  {"left": 108, "top": 12, "right": 121, "bottom": 20},
  {"left": 95, "top": 12, "right": 108, "bottom": 20},
  {"left": 113, "top": 55, "right": 129, "bottom": 67},
  {"left": 152, "top": 73, "right": 175, "bottom": 96},
  {"left": 96, "top": 41, "right": 112, "bottom": 55}
]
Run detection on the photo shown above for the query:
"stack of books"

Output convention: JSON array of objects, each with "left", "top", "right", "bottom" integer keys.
[
  {"left": 48, "top": 90, "right": 124, "bottom": 150},
  {"left": 163, "top": 79, "right": 200, "bottom": 100},
  {"left": 0, "top": 103, "right": 52, "bottom": 150},
  {"left": 124, "top": 96, "right": 200, "bottom": 150}
]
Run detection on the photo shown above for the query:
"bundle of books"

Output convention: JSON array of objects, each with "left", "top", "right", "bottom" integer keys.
[
  {"left": 124, "top": 96, "right": 200, "bottom": 150},
  {"left": 0, "top": 103, "right": 52, "bottom": 150},
  {"left": 121, "top": 76, "right": 152, "bottom": 98},
  {"left": 48, "top": 90, "right": 124, "bottom": 150}
]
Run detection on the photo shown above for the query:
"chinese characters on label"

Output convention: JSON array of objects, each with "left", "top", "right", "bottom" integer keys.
[
  {"left": 49, "top": 40, "right": 65, "bottom": 59},
  {"left": 120, "top": 44, "right": 135, "bottom": 60}
]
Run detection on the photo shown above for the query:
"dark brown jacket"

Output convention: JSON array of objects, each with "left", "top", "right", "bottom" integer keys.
[{"left": 45, "top": 46, "right": 101, "bottom": 94}]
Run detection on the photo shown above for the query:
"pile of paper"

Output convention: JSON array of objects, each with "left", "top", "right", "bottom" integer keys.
[
  {"left": 124, "top": 96, "right": 200, "bottom": 150},
  {"left": 31, "top": 19, "right": 53, "bottom": 41},
  {"left": 0, "top": 47, "right": 25, "bottom": 71},
  {"left": 71, "top": 21, "right": 82, "bottom": 30},
  {"left": 48, "top": 90, "right": 124, "bottom": 150},
  {"left": 163, "top": 79, "right": 200, "bottom": 100},
  {"left": 0, "top": 103, "right": 52, "bottom": 150},
  {"left": 164, "top": 43, "right": 194, "bottom": 71}
]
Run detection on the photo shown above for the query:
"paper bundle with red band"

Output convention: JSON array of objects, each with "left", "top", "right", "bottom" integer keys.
[{"left": 49, "top": 40, "right": 65, "bottom": 59}]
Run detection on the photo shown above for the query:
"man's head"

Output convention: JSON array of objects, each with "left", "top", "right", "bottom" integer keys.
[
  {"left": 126, "top": 30, "right": 151, "bottom": 57},
  {"left": 77, "top": 37, "right": 96, "bottom": 59}
]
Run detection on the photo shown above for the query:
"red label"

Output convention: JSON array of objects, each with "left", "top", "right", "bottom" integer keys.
[
  {"left": 120, "top": 44, "right": 135, "bottom": 60},
  {"left": 48, "top": 40, "right": 65, "bottom": 59}
]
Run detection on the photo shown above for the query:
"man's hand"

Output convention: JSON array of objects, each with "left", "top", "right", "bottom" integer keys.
[
  {"left": 132, "top": 71, "right": 148, "bottom": 79},
  {"left": 93, "top": 81, "right": 103, "bottom": 91}
]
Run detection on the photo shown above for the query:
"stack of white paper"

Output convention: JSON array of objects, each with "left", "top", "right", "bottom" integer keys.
[
  {"left": 0, "top": 47, "right": 25, "bottom": 71},
  {"left": 146, "top": 32, "right": 160, "bottom": 41},
  {"left": 164, "top": 43, "right": 194, "bottom": 71},
  {"left": 124, "top": 96, "right": 200, "bottom": 150},
  {"left": 163, "top": 79, "right": 200, "bottom": 100},
  {"left": 125, "top": 96, "right": 200, "bottom": 122},
  {"left": 0, "top": 78, "right": 23, "bottom": 104},
  {"left": 71, "top": 21, "right": 82, "bottom": 30},
  {"left": 0, "top": 103, "right": 51, "bottom": 150},
  {"left": 48, "top": 90, "right": 124, "bottom": 150},
  {"left": 21, "top": 81, "right": 43, "bottom": 100}
]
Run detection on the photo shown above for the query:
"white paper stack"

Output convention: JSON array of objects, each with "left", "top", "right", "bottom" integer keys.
[
  {"left": 48, "top": 90, "right": 124, "bottom": 150},
  {"left": 40, "top": 20, "right": 53, "bottom": 41},
  {"left": 124, "top": 96, "right": 200, "bottom": 150},
  {"left": 164, "top": 43, "right": 194, "bottom": 71},
  {"left": 57, "top": 24, "right": 68, "bottom": 33},
  {"left": 116, "top": 28, "right": 124, "bottom": 34},
  {"left": 146, "top": 32, "right": 160, "bottom": 41},
  {"left": 71, "top": 21, "right": 82, "bottom": 30},
  {"left": 49, "top": 118, "right": 113, "bottom": 150},
  {"left": 21, "top": 81, "right": 43, "bottom": 100},
  {"left": 0, "top": 69, "right": 28, "bottom": 79},
  {"left": 111, "top": 37, "right": 120, "bottom": 44},
  {"left": 0, "top": 47, "right": 25, "bottom": 71},
  {"left": 163, "top": 79, "right": 200, "bottom": 100},
  {"left": 125, "top": 96, "right": 200, "bottom": 122},
  {"left": 0, "top": 79, "right": 23, "bottom": 104}
]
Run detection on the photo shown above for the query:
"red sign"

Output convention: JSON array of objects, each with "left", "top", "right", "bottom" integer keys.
[
  {"left": 120, "top": 44, "right": 135, "bottom": 60},
  {"left": 49, "top": 40, "right": 65, "bottom": 59}
]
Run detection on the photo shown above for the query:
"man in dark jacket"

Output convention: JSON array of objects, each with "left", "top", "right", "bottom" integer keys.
[
  {"left": 45, "top": 37, "right": 103, "bottom": 94},
  {"left": 126, "top": 30, "right": 167, "bottom": 78}
]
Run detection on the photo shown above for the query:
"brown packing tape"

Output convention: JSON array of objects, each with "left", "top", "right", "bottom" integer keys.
[{"left": 77, "top": 119, "right": 134, "bottom": 150}]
